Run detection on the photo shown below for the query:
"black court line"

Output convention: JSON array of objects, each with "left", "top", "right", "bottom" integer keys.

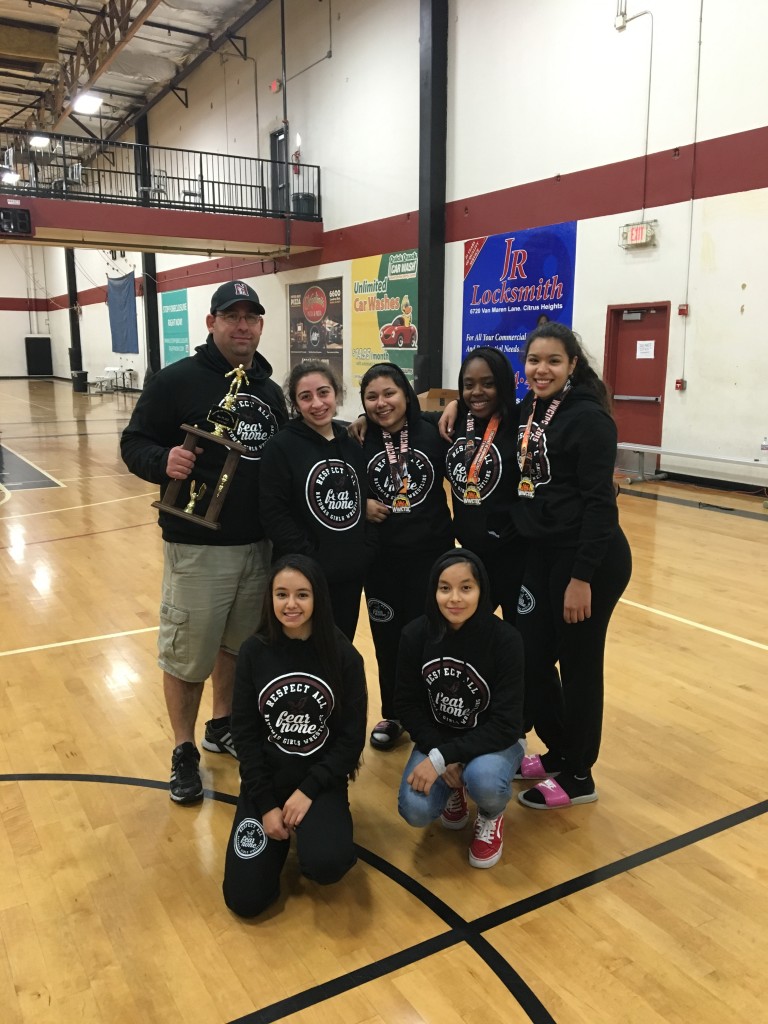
[
  {"left": 620, "top": 486, "right": 767, "bottom": 522},
  {"left": 0, "top": 444, "right": 61, "bottom": 491},
  {"left": 3, "top": 775, "right": 766, "bottom": 1024}
]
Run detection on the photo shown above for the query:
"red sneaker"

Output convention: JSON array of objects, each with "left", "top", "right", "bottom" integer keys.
[
  {"left": 441, "top": 786, "right": 469, "bottom": 830},
  {"left": 468, "top": 812, "right": 504, "bottom": 868}
]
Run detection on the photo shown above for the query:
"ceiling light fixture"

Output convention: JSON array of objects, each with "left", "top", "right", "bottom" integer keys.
[
  {"left": 73, "top": 93, "right": 103, "bottom": 115},
  {"left": 30, "top": 135, "right": 50, "bottom": 148}
]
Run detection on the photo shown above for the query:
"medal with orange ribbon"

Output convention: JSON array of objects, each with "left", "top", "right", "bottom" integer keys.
[{"left": 463, "top": 413, "right": 500, "bottom": 505}]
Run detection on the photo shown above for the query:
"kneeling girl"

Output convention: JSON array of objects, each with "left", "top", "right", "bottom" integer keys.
[
  {"left": 395, "top": 549, "right": 524, "bottom": 869},
  {"left": 223, "top": 555, "right": 367, "bottom": 918}
]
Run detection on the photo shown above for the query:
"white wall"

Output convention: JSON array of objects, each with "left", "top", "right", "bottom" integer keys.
[
  {"left": 4, "top": 0, "right": 766, "bottom": 482},
  {"left": 0, "top": 244, "right": 52, "bottom": 375}
]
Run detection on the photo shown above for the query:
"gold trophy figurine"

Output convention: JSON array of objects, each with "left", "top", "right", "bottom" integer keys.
[
  {"left": 152, "top": 364, "right": 250, "bottom": 531},
  {"left": 210, "top": 364, "right": 250, "bottom": 437},
  {"left": 184, "top": 481, "right": 207, "bottom": 514}
]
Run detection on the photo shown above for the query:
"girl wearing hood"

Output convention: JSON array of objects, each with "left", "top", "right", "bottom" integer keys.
[
  {"left": 513, "top": 323, "right": 632, "bottom": 810},
  {"left": 259, "top": 362, "right": 373, "bottom": 640},
  {"left": 359, "top": 363, "right": 454, "bottom": 752},
  {"left": 395, "top": 549, "right": 524, "bottom": 869}
]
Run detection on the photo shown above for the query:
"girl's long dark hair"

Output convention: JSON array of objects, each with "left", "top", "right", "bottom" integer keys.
[
  {"left": 286, "top": 361, "right": 342, "bottom": 418},
  {"left": 424, "top": 548, "right": 493, "bottom": 641},
  {"left": 456, "top": 346, "right": 516, "bottom": 423},
  {"left": 255, "top": 554, "right": 343, "bottom": 694},
  {"left": 360, "top": 362, "right": 420, "bottom": 428},
  {"left": 524, "top": 322, "right": 612, "bottom": 413}
]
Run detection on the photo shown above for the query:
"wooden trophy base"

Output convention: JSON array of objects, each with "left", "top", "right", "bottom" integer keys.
[{"left": 152, "top": 424, "right": 249, "bottom": 530}]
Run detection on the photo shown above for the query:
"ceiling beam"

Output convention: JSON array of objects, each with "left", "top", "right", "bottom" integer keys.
[
  {"left": 110, "top": 0, "right": 274, "bottom": 141},
  {"left": 22, "top": 0, "right": 215, "bottom": 39},
  {"left": 26, "top": 0, "right": 166, "bottom": 131}
]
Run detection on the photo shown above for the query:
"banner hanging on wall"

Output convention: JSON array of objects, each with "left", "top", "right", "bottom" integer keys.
[
  {"left": 161, "top": 289, "right": 190, "bottom": 366},
  {"left": 288, "top": 277, "right": 344, "bottom": 383},
  {"left": 107, "top": 272, "right": 139, "bottom": 354},
  {"left": 351, "top": 249, "right": 418, "bottom": 390},
  {"left": 462, "top": 221, "right": 577, "bottom": 400}
]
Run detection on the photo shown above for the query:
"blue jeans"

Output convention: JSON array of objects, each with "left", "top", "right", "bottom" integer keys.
[{"left": 398, "top": 741, "right": 524, "bottom": 825}]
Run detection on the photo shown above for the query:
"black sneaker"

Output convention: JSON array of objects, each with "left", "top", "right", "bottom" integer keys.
[
  {"left": 369, "top": 719, "right": 404, "bottom": 751},
  {"left": 202, "top": 718, "right": 237, "bottom": 758},
  {"left": 169, "top": 742, "right": 203, "bottom": 804}
]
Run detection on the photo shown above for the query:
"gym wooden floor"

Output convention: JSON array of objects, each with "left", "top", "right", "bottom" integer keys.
[{"left": 1, "top": 377, "right": 766, "bottom": 1024}]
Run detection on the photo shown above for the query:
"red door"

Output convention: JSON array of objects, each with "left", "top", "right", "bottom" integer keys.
[{"left": 603, "top": 304, "right": 670, "bottom": 444}]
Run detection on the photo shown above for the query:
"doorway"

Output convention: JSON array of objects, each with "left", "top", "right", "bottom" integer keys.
[
  {"left": 269, "top": 126, "right": 288, "bottom": 214},
  {"left": 603, "top": 303, "right": 671, "bottom": 446}
]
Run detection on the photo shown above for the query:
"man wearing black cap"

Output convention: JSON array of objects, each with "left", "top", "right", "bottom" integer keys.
[{"left": 122, "top": 280, "right": 288, "bottom": 804}]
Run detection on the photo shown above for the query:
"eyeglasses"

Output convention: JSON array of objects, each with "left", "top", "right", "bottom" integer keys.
[{"left": 215, "top": 311, "right": 261, "bottom": 325}]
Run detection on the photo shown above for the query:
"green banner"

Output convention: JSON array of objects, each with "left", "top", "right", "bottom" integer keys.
[{"left": 161, "top": 289, "right": 190, "bottom": 366}]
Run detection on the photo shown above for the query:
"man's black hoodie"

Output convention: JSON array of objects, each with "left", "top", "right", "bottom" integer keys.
[
  {"left": 121, "top": 335, "right": 288, "bottom": 545},
  {"left": 259, "top": 418, "right": 374, "bottom": 583}
]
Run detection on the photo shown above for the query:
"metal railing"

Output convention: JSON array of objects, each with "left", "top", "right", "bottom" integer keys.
[{"left": 0, "top": 129, "right": 322, "bottom": 221}]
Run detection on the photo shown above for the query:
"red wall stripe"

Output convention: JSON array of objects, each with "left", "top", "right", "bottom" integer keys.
[{"left": 4, "top": 124, "right": 767, "bottom": 314}]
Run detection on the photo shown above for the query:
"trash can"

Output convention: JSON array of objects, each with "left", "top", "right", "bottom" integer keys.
[
  {"left": 291, "top": 192, "right": 316, "bottom": 218},
  {"left": 72, "top": 370, "right": 88, "bottom": 393}
]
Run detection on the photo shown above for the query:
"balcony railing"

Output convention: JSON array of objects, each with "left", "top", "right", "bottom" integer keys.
[{"left": 0, "top": 129, "right": 322, "bottom": 221}]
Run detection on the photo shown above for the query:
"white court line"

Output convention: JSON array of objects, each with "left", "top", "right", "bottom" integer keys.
[
  {"left": 0, "top": 483, "right": 10, "bottom": 507},
  {"left": 2, "top": 600, "right": 763, "bottom": 661},
  {"left": 0, "top": 441, "right": 65, "bottom": 487},
  {"left": 0, "top": 491, "right": 156, "bottom": 519},
  {"left": 0, "top": 626, "right": 159, "bottom": 658},
  {"left": 620, "top": 597, "right": 768, "bottom": 652}
]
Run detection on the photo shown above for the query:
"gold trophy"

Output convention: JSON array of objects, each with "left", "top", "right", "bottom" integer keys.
[{"left": 152, "top": 365, "right": 249, "bottom": 530}]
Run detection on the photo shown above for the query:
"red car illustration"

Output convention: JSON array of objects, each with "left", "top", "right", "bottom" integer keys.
[{"left": 380, "top": 323, "right": 418, "bottom": 348}]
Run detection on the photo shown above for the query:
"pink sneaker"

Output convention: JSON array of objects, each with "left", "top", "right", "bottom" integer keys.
[
  {"left": 441, "top": 787, "right": 469, "bottom": 829},
  {"left": 468, "top": 812, "right": 504, "bottom": 868}
]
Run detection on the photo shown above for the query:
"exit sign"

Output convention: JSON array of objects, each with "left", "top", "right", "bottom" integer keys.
[{"left": 620, "top": 220, "right": 657, "bottom": 248}]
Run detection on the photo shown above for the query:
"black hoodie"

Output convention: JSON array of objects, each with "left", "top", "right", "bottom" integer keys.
[
  {"left": 121, "top": 335, "right": 288, "bottom": 545},
  {"left": 259, "top": 419, "right": 374, "bottom": 583},
  {"left": 361, "top": 367, "right": 453, "bottom": 556},
  {"left": 444, "top": 407, "right": 521, "bottom": 554},
  {"left": 232, "top": 630, "right": 367, "bottom": 815},
  {"left": 395, "top": 549, "right": 523, "bottom": 765},
  {"left": 512, "top": 385, "right": 619, "bottom": 581}
]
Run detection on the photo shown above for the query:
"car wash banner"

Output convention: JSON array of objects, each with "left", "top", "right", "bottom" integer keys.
[
  {"left": 462, "top": 221, "right": 576, "bottom": 400},
  {"left": 288, "top": 277, "right": 343, "bottom": 382},
  {"left": 161, "top": 288, "right": 190, "bottom": 366},
  {"left": 351, "top": 249, "right": 418, "bottom": 389}
]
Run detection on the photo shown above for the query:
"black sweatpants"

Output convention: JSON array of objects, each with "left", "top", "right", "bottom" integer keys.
[
  {"left": 517, "top": 527, "right": 632, "bottom": 774},
  {"left": 222, "top": 786, "right": 357, "bottom": 919},
  {"left": 329, "top": 578, "right": 364, "bottom": 641},
  {"left": 478, "top": 537, "right": 528, "bottom": 626},
  {"left": 365, "top": 547, "right": 442, "bottom": 719}
]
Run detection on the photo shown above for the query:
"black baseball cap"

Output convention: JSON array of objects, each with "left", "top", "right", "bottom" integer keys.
[{"left": 210, "top": 280, "right": 265, "bottom": 315}]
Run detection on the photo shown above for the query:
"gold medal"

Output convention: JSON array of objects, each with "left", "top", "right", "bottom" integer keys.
[
  {"left": 391, "top": 492, "right": 411, "bottom": 513},
  {"left": 463, "top": 481, "right": 482, "bottom": 505},
  {"left": 518, "top": 476, "right": 535, "bottom": 499}
]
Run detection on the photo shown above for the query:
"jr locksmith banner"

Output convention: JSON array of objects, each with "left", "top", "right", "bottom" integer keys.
[
  {"left": 462, "top": 222, "right": 577, "bottom": 400},
  {"left": 351, "top": 249, "right": 419, "bottom": 389}
]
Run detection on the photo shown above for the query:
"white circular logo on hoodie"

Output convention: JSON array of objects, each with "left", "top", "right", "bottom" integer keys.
[{"left": 305, "top": 460, "right": 362, "bottom": 530}]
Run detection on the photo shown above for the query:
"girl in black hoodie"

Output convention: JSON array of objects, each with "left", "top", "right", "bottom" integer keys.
[
  {"left": 513, "top": 323, "right": 632, "bottom": 809},
  {"left": 260, "top": 362, "right": 373, "bottom": 640},
  {"left": 396, "top": 549, "right": 524, "bottom": 869},
  {"left": 360, "top": 363, "right": 454, "bottom": 752},
  {"left": 223, "top": 554, "right": 367, "bottom": 918},
  {"left": 441, "top": 347, "right": 525, "bottom": 623}
]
